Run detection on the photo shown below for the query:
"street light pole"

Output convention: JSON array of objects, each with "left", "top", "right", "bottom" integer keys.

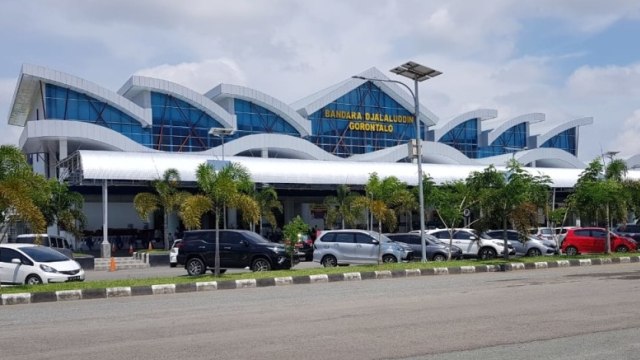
[
  {"left": 353, "top": 61, "right": 442, "bottom": 262},
  {"left": 208, "top": 127, "right": 235, "bottom": 161}
]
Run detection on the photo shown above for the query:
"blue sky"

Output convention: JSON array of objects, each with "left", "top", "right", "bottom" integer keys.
[{"left": 1, "top": 0, "right": 640, "bottom": 161}]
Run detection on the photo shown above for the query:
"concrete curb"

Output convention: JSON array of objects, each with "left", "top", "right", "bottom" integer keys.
[{"left": 2, "top": 255, "right": 640, "bottom": 306}]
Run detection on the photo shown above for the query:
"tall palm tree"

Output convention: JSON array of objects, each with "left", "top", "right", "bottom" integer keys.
[
  {"left": 0, "top": 145, "right": 47, "bottom": 239},
  {"left": 181, "top": 162, "right": 259, "bottom": 276},
  {"left": 323, "top": 184, "right": 364, "bottom": 229},
  {"left": 133, "top": 168, "right": 191, "bottom": 250},
  {"left": 253, "top": 185, "right": 282, "bottom": 234}
]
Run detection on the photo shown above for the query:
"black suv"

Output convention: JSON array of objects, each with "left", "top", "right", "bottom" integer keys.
[{"left": 176, "top": 229, "right": 295, "bottom": 275}]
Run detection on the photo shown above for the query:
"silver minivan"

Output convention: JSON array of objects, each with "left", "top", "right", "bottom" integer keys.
[{"left": 312, "top": 229, "right": 412, "bottom": 267}]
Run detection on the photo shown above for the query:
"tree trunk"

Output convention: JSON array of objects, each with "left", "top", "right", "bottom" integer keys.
[
  {"left": 502, "top": 213, "right": 509, "bottom": 260},
  {"left": 215, "top": 209, "right": 221, "bottom": 277},
  {"left": 163, "top": 212, "right": 169, "bottom": 250}
]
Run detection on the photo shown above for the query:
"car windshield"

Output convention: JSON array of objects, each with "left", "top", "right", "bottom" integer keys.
[
  {"left": 424, "top": 234, "right": 443, "bottom": 244},
  {"left": 243, "top": 231, "right": 273, "bottom": 244},
  {"left": 540, "top": 228, "right": 553, "bottom": 235},
  {"left": 20, "top": 246, "right": 70, "bottom": 262},
  {"left": 478, "top": 232, "right": 493, "bottom": 240}
]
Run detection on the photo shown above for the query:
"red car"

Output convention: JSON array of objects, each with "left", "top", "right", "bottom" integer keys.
[{"left": 561, "top": 227, "right": 637, "bottom": 255}]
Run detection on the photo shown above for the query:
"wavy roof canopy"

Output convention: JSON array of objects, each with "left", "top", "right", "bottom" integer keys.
[
  {"left": 19, "top": 120, "right": 157, "bottom": 154},
  {"left": 206, "top": 84, "right": 311, "bottom": 136},
  {"left": 292, "top": 67, "right": 438, "bottom": 127},
  {"left": 484, "top": 113, "right": 545, "bottom": 145},
  {"left": 475, "top": 148, "right": 586, "bottom": 168},
  {"left": 118, "top": 76, "right": 236, "bottom": 128},
  {"left": 199, "top": 133, "right": 340, "bottom": 161},
  {"left": 9, "top": 64, "right": 151, "bottom": 128},
  {"left": 349, "top": 141, "right": 475, "bottom": 165},
  {"left": 431, "top": 109, "right": 498, "bottom": 141},
  {"left": 530, "top": 117, "right": 594, "bottom": 145}
]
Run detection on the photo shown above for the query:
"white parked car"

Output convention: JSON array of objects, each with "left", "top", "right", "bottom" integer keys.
[
  {"left": 313, "top": 229, "right": 413, "bottom": 267},
  {"left": 169, "top": 239, "right": 182, "bottom": 267},
  {"left": 0, "top": 243, "right": 85, "bottom": 285},
  {"left": 426, "top": 228, "right": 515, "bottom": 259}
]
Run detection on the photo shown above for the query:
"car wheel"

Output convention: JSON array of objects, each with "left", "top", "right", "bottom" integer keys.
[
  {"left": 321, "top": 255, "right": 337, "bottom": 267},
  {"left": 615, "top": 245, "right": 629, "bottom": 253},
  {"left": 527, "top": 248, "right": 542, "bottom": 257},
  {"left": 478, "top": 247, "right": 497, "bottom": 260},
  {"left": 251, "top": 258, "right": 272, "bottom": 272},
  {"left": 382, "top": 254, "right": 397, "bottom": 263},
  {"left": 25, "top": 274, "right": 42, "bottom": 285},
  {"left": 565, "top": 246, "right": 578, "bottom": 256},
  {"left": 169, "top": 263, "right": 177, "bottom": 268},
  {"left": 186, "top": 258, "right": 206, "bottom": 276},
  {"left": 432, "top": 253, "right": 447, "bottom": 262}
]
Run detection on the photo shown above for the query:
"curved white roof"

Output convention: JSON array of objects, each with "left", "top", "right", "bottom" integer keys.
[
  {"left": 485, "top": 113, "right": 544, "bottom": 145},
  {"left": 19, "top": 120, "right": 157, "bottom": 153},
  {"left": 9, "top": 64, "right": 151, "bottom": 128},
  {"left": 199, "top": 133, "right": 341, "bottom": 161},
  {"left": 476, "top": 148, "right": 585, "bottom": 168},
  {"left": 431, "top": 109, "right": 498, "bottom": 141},
  {"left": 292, "top": 67, "right": 438, "bottom": 127},
  {"left": 626, "top": 154, "right": 640, "bottom": 169},
  {"left": 349, "top": 141, "right": 474, "bottom": 165},
  {"left": 206, "top": 84, "right": 311, "bottom": 136},
  {"left": 118, "top": 76, "right": 236, "bottom": 129},
  {"left": 531, "top": 117, "right": 594, "bottom": 145},
  {"left": 69, "top": 150, "right": 640, "bottom": 188}
]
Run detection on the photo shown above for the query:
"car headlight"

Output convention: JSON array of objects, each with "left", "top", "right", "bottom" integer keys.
[
  {"left": 40, "top": 264, "right": 58, "bottom": 273},
  {"left": 394, "top": 246, "right": 404, "bottom": 252}
]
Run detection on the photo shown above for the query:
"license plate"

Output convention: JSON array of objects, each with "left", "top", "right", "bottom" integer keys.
[{"left": 68, "top": 276, "right": 81, "bottom": 281}]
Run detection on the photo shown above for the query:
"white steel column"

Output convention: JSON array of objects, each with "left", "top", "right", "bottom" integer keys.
[{"left": 101, "top": 180, "right": 111, "bottom": 258}]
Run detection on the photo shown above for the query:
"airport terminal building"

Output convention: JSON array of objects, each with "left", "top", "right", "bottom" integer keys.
[{"left": 7, "top": 64, "right": 636, "bottom": 235}]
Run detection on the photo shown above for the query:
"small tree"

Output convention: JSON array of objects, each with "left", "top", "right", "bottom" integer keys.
[
  {"left": 282, "top": 215, "right": 308, "bottom": 266},
  {"left": 431, "top": 180, "right": 470, "bottom": 260},
  {"left": 41, "top": 180, "right": 86, "bottom": 240},
  {"left": 323, "top": 184, "right": 364, "bottom": 229},
  {"left": 253, "top": 185, "right": 282, "bottom": 234},
  {"left": 133, "top": 168, "right": 192, "bottom": 250}
]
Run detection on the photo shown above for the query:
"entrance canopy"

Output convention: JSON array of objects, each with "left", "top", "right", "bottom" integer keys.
[{"left": 58, "top": 150, "right": 640, "bottom": 189}]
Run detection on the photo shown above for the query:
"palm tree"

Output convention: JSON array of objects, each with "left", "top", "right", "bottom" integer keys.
[
  {"left": 181, "top": 162, "right": 259, "bottom": 276},
  {"left": 0, "top": 145, "right": 47, "bottom": 240},
  {"left": 41, "top": 180, "right": 86, "bottom": 240},
  {"left": 323, "top": 184, "right": 364, "bottom": 229},
  {"left": 253, "top": 185, "right": 282, "bottom": 234},
  {"left": 362, "top": 173, "right": 408, "bottom": 233},
  {"left": 133, "top": 168, "right": 191, "bottom": 250}
]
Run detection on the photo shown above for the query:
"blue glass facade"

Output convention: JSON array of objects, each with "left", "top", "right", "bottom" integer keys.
[
  {"left": 477, "top": 123, "right": 528, "bottom": 158},
  {"left": 234, "top": 99, "right": 300, "bottom": 137},
  {"left": 438, "top": 118, "right": 479, "bottom": 158},
  {"left": 150, "top": 92, "right": 227, "bottom": 152},
  {"left": 44, "top": 84, "right": 152, "bottom": 146},
  {"left": 307, "top": 82, "right": 419, "bottom": 157},
  {"left": 541, "top": 128, "right": 577, "bottom": 156}
]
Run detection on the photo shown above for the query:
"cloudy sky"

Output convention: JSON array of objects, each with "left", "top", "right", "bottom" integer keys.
[{"left": 1, "top": 0, "right": 640, "bottom": 161}]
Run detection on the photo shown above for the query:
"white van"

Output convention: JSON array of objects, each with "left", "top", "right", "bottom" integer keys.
[{"left": 14, "top": 234, "right": 74, "bottom": 258}]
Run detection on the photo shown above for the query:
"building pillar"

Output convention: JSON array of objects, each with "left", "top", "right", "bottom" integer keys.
[
  {"left": 58, "top": 139, "right": 68, "bottom": 181},
  {"left": 101, "top": 180, "right": 111, "bottom": 258},
  {"left": 261, "top": 148, "right": 268, "bottom": 158}
]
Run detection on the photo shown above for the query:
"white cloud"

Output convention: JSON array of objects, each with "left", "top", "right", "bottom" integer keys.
[
  {"left": 0, "top": 77, "right": 21, "bottom": 146},
  {"left": 613, "top": 110, "right": 640, "bottom": 156},
  {"left": 2, "top": 0, "right": 640, "bottom": 162},
  {"left": 135, "top": 59, "right": 247, "bottom": 93}
]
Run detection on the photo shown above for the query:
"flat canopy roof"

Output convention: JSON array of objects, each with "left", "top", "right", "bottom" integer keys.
[{"left": 58, "top": 150, "right": 640, "bottom": 189}]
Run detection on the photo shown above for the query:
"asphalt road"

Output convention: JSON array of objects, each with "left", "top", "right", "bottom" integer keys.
[{"left": 2, "top": 264, "right": 640, "bottom": 360}]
